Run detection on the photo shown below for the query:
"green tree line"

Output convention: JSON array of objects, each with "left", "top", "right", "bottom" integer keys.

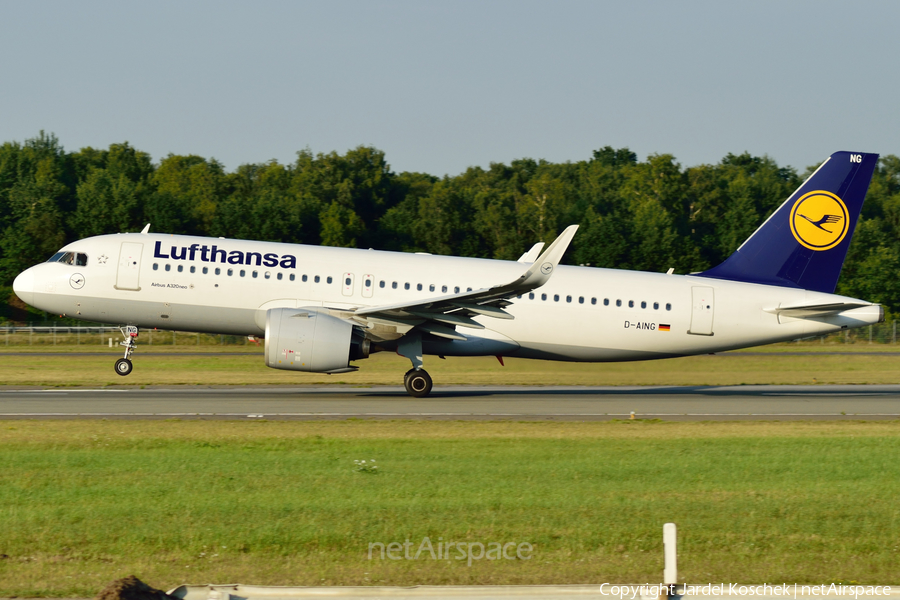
[{"left": 2, "top": 132, "right": 899, "bottom": 320}]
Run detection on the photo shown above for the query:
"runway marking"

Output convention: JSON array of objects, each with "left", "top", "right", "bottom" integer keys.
[
  {"left": 0, "top": 386, "right": 894, "bottom": 396},
  {"left": 0, "top": 389, "right": 132, "bottom": 394},
  {"left": 761, "top": 392, "right": 894, "bottom": 396},
  {"left": 40, "top": 388, "right": 130, "bottom": 393},
  {"left": 0, "top": 412, "right": 897, "bottom": 417}
]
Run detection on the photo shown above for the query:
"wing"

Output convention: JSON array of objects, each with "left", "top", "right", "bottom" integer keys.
[{"left": 346, "top": 225, "right": 578, "bottom": 342}]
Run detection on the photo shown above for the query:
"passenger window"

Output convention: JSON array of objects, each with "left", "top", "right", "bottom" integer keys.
[
  {"left": 429, "top": 284, "right": 435, "bottom": 292},
  {"left": 379, "top": 281, "right": 385, "bottom": 288},
  {"left": 641, "top": 301, "right": 646, "bottom": 309},
  {"left": 578, "top": 297, "right": 584, "bottom": 304},
  {"left": 467, "top": 287, "right": 472, "bottom": 292},
  {"left": 302, "top": 275, "right": 308, "bottom": 282},
  {"left": 554, "top": 294, "right": 560, "bottom": 302},
  {"left": 454, "top": 286, "right": 460, "bottom": 293},
  {"left": 240, "top": 270, "right": 245, "bottom": 277},
  {"left": 604, "top": 298, "right": 609, "bottom": 306},
  {"left": 365, "top": 279, "right": 371, "bottom": 287},
  {"left": 566, "top": 296, "right": 572, "bottom": 303},
  {"left": 228, "top": 269, "right": 234, "bottom": 276},
  {"left": 277, "top": 272, "right": 282, "bottom": 280},
  {"left": 541, "top": 293, "right": 547, "bottom": 301},
  {"left": 314, "top": 276, "right": 320, "bottom": 283},
  {"left": 202, "top": 267, "right": 208, "bottom": 274},
  {"left": 289, "top": 274, "right": 295, "bottom": 281},
  {"left": 392, "top": 282, "right": 398, "bottom": 289},
  {"left": 404, "top": 283, "right": 410, "bottom": 290},
  {"left": 326, "top": 276, "right": 332, "bottom": 284},
  {"left": 253, "top": 271, "right": 259, "bottom": 278},
  {"left": 591, "top": 298, "right": 597, "bottom": 305},
  {"left": 215, "top": 268, "right": 221, "bottom": 275},
  {"left": 265, "top": 272, "right": 271, "bottom": 279},
  {"left": 417, "top": 284, "right": 423, "bottom": 291},
  {"left": 529, "top": 292, "right": 535, "bottom": 300},
  {"left": 442, "top": 285, "right": 447, "bottom": 293},
  {"left": 153, "top": 264, "right": 158, "bottom": 271},
  {"left": 345, "top": 277, "right": 352, "bottom": 286},
  {"left": 616, "top": 299, "right": 622, "bottom": 307},
  {"left": 666, "top": 303, "right": 672, "bottom": 311},
  {"left": 628, "top": 300, "right": 634, "bottom": 308},
  {"left": 190, "top": 266, "right": 196, "bottom": 274},
  {"left": 165, "top": 264, "right": 171, "bottom": 272},
  {"left": 177, "top": 265, "right": 183, "bottom": 272},
  {"left": 653, "top": 302, "right": 659, "bottom": 310}
]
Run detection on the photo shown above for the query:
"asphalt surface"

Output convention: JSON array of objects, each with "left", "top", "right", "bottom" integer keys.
[{"left": 0, "top": 384, "right": 898, "bottom": 420}]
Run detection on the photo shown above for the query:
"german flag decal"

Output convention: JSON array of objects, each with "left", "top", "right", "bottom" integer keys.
[{"left": 659, "top": 324, "right": 671, "bottom": 332}]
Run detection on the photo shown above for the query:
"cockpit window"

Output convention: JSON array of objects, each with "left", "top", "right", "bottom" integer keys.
[{"left": 47, "top": 252, "right": 88, "bottom": 266}]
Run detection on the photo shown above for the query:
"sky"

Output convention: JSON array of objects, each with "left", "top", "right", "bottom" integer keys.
[{"left": 0, "top": 1, "right": 897, "bottom": 176}]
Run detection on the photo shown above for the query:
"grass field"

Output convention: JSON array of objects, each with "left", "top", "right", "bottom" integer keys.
[
  {"left": 1, "top": 343, "right": 900, "bottom": 387},
  {"left": 0, "top": 420, "right": 899, "bottom": 595}
]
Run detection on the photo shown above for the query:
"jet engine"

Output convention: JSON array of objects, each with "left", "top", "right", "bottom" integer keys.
[{"left": 264, "top": 307, "right": 369, "bottom": 373}]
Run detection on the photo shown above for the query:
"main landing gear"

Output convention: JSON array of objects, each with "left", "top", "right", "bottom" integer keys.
[
  {"left": 398, "top": 332, "right": 433, "bottom": 397},
  {"left": 114, "top": 326, "right": 139, "bottom": 376},
  {"left": 404, "top": 368, "right": 433, "bottom": 397}
]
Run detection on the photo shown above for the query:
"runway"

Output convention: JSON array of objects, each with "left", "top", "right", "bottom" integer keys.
[{"left": 0, "top": 384, "right": 898, "bottom": 420}]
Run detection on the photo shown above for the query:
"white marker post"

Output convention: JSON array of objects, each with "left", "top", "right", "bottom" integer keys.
[{"left": 663, "top": 522, "right": 677, "bottom": 587}]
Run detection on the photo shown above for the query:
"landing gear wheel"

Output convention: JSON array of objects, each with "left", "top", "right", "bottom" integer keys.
[
  {"left": 404, "top": 368, "right": 432, "bottom": 398},
  {"left": 115, "top": 358, "right": 133, "bottom": 376}
]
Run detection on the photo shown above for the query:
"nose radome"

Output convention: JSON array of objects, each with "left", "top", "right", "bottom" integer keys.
[{"left": 13, "top": 268, "right": 34, "bottom": 306}]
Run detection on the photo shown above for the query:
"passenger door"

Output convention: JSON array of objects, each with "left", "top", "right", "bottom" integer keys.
[
  {"left": 688, "top": 286, "right": 714, "bottom": 335},
  {"left": 115, "top": 242, "right": 143, "bottom": 291}
]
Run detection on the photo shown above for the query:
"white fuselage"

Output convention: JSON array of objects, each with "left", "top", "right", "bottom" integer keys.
[{"left": 13, "top": 232, "right": 882, "bottom": 362}]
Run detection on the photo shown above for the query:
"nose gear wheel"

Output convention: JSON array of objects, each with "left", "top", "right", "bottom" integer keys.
[{"left": 115, "top": 358, "right": 133, "bottom": 376}]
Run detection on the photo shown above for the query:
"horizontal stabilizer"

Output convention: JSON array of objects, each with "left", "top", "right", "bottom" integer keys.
[{"left": 764, "top": 301, "right": 873, "bottom": 318}]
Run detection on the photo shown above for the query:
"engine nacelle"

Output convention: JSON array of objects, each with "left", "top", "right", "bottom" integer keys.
[{"left": 264, "top": 307, "right": 369, "bottom": 373}]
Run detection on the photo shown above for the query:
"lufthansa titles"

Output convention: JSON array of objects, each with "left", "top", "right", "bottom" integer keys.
[{"left": 154, "top": 241, "right": 297, "bottom": 269}]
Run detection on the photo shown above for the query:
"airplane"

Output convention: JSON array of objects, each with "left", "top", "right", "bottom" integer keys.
[{"left": 12, "top": 151, "right": 882, "bottom": 397}]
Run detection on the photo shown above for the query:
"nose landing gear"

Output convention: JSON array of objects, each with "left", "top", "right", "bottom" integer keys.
[{"left": 114, "top": 326, "right": 139, "bottom": 376}]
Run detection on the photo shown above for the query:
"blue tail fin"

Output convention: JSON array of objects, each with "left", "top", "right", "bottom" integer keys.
[{"left": 696, "top": 151, "right": 879, "bottom": 293}]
